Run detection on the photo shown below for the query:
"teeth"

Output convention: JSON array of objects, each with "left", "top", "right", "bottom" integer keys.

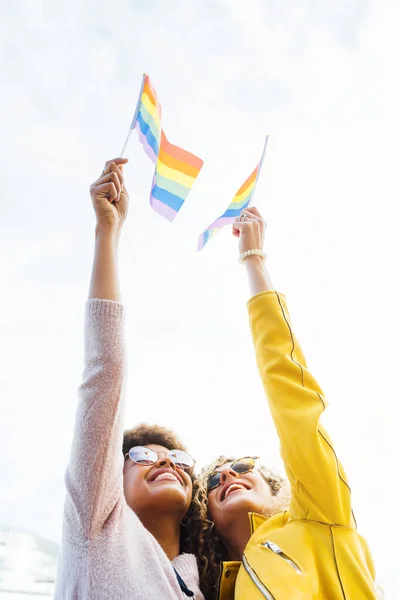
[
  {"left": 225, "top": 484, "right": 247, "bottom": 498},
  {"left": 152, "top": 473, "right": 180, "bottom": 484}
]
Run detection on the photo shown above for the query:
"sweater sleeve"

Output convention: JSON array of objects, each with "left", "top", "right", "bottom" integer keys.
[
  {"left": 247, "top": 291, "right": 354, "bottom": 527},
  {"left": 64, "top": 299, "right": 126, "bottom": 540}
]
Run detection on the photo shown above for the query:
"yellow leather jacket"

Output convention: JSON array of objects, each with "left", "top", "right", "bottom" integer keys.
[{"left": 217, "top": 291, "right": 377, "bottom": 600}]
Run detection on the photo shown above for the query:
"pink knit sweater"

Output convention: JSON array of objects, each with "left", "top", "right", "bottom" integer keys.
[{"left": 54, "top": 299, "right": 204, "bottom": 600}]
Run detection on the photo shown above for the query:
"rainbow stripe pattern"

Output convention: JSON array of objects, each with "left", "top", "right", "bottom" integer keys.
[
  {"left": 197, "top": 164, "right": 260, "bottom": 251},
  {"left": 132, "top": 74, "right": 203, "bottom": 221}
]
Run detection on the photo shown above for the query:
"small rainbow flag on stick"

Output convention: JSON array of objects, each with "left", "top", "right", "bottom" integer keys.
[
  {"left": 197, "top": 136, "right": 269, "bottom": 251},
  {"left": 121, "top": 74, "right": 204, "bottom": 221}
]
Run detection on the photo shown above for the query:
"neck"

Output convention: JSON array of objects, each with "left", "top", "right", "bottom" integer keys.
[
  {"left": 139, "top": 512, "right": 181, "bottom": 561},
  {"left": 220, "top": 513, "right": 252, "bottom": 561}
]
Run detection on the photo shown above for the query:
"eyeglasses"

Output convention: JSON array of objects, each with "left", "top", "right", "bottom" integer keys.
[
  {"left": 125, "top": 446, "right": 195, "bottom": 470},
  {"left": 207, "top": 456, "right": 259, "bottom": 492}
]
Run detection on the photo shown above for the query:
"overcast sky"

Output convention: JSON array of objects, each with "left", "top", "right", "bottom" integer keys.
[{"left": 1, "top": 0, "right": 398, "bottom": 595}]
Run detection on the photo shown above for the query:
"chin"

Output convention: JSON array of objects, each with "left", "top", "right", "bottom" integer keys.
[{"left": 152, "top": 486, "right": 190, "bottom": 509}]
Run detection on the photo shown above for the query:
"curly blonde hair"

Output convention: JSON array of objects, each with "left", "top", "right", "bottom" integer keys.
[{"left": 183, "top": 456, "right": 291, "bottom": 599}]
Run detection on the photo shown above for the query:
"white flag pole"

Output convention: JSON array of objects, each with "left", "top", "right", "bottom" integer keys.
[
  {"left": 251, "top": 134, "right": 269, "bottom": 202},
  {"left": 120, "top": 73, "right": 146, "bottom": 157}
]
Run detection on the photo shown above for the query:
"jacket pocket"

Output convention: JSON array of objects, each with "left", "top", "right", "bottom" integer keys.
[
  {"left": 242, "top": 554, "right": 276, "bottom": 600},
  {"left": 261, "top": 541, "right": 302, "bottom": 574}
]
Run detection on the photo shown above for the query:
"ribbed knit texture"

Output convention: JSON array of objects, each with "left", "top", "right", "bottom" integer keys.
[{"left": 54, "top": 299, "right": 203, "bottom": 600}]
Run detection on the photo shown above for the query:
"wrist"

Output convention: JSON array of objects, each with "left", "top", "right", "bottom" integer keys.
[
  {"left": 239, "top": 247, "right": 266, "bottom": 266},
  {"left": 244, "top": 253, "right": 264, "bottom": 266},
  {"left": 244, "top": 254, "right": 266, "bottom": 271},
  {"left": 244, "top": 255, "right": 274, "bottom": 294},
  {"left": 95, "top": 223, "right": 121, "bottom": 242}
]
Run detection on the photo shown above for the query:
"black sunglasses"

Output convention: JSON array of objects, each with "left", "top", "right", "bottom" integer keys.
[{"left": 207, "top": 456, "right": 259, "bottom": 492}]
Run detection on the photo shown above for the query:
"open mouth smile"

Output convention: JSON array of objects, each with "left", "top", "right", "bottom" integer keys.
[
  {"left": 149, "top": 469, "right": 183, "bottom": 486},
  {"left": 222, "top": 481, "right": 251, "bottom": 501}
]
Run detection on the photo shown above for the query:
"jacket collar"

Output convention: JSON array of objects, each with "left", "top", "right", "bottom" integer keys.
[
  {"left": 216, "top": 512, "right": 289, "bottom": 599},
  {"left": 248, "top": 510, "right": 289, "bottom": 535},
  {"left": 217, "top": 512, "right": 289, "bottom": 600}
]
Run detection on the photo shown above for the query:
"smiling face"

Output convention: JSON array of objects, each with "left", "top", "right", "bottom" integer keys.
[
  {"left": 207, "top": 460, "right": 274, "bottom": 536},
  {"left": 123, "top": 444, "right": 193, "bottom": 521}
]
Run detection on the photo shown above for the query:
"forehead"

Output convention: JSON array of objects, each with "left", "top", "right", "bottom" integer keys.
[{"left": 145, "top": 444, "right": 171, "bottom": 453}]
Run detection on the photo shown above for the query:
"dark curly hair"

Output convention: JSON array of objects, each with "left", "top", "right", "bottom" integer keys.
[
  {"left": 186, "top": 456, "right": 291, "bottom": 600},
  {"left": 122, "top": 423, "right": 198, "bottom": 554}
]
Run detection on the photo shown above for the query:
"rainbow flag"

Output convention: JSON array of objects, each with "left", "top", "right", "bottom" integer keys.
[
  {"left": 197, "top": 137, "right": 268, "bottom": 251},
  {"left": 122, "top": 74, "right": 203, "bottom": 221}
]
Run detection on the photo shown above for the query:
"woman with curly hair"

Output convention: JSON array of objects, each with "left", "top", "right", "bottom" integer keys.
[
  {"left": 192, "top": 206, "right": 378, "bottom": 599},
  {"left": 54, "top": 158, "right": 204, "bottom": 600}
]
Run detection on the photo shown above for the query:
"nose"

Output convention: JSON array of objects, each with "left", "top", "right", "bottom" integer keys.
[
  {"left": 220, "top": 466, "right": 239, "bottom": 484},
  {"left": 155, "top": 454, "right": 177, "bottom": 471}
]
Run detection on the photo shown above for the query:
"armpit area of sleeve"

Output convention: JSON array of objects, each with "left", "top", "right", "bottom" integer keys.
[{"left": 86, "top": 298, "right": 124, "bottom": 319}]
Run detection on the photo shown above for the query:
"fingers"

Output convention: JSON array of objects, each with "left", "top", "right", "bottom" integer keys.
[
  {"left": 244, "top": 207, "right": 266, "bottom": 227},
  {"left": 102, "top": 161, "right": 123, "bottom": 179},
  {"left": 232, "top": 207, "right": 266, "bottom": 243},
  {"left": 245, "top": 206, "right": 262, "bottom": 219},
  {"left": 234, "top": 211, "right": 259, "bottom": 228},
  {"left": 233, "top": 219, "right": 259, "bottom": 234},
  {"left": 97, "top": 170, "right": 122, "bottom": 199},
  {"left": 104, "top": 157, "right": 129, "bottom": 168},
  {"left": 232, "top": 218, "right": 257, "bottom": 238},
  {"left": 91, "top": 182, "right": 118, "bottom": 203},
  {"left": 98, "top": 160, "right": 126, "bottom": 202},
  {"left": 233, "top": 208, "right": 266, "bottom": 230}
]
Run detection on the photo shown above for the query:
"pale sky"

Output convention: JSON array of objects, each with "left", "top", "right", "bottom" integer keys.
[{"left": 1, "top": 0, "right": 398, "bottom": 596}]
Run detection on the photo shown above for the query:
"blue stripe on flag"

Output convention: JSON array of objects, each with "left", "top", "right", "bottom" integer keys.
[
  {"left": 151, "top": 184, "right": 184, "bottom": 211},
  {"left": 137, "top": 112, "right": 159, "bottom": 156},
  {"left": 223, "top": 201, "right": 251, "bottom": 218}
]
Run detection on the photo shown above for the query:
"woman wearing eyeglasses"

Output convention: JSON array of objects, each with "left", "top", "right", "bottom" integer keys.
[
  {"left": 193, "top": 207, "right": 378, "bottom": 599},
  {"left": 54, "top": 158, "right": 203, "bottom": 600}
]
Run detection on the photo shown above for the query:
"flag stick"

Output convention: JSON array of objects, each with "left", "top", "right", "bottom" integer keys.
[
  {"left": 120, "top": 73, "right": 146, "bottom": 157},
  {"left": 251, "top": 134, "right": 269, "bottom": 203}
]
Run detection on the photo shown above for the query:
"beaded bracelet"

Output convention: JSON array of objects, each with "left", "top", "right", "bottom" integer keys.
[{"left": 238, "top": 249, "right": 267, "bottom": 264}]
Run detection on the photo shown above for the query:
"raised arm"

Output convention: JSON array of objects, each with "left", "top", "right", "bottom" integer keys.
[
  {"left": 64, "top": 158, "right": 130, "bottom": 540},
  {"left": 234, "top": 207, "right": 353, "bottom": 527}
]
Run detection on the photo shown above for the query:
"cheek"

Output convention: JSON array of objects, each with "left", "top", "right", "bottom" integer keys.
[
  {"left": 207, "top": 492, "right": 220, "bottom": 522},
  {"left": 258, "top": 479, "right": 273, "bottom": 499},
  {"left": 186, "top": 477, "right": 193, "bottom": 496},
  {"left": 249, "top": 477, "right": 274, "bottom": 506},
  {"left": 182, "top": 476, "right": 193, "bottom": 505},
  {"left": 123, "top": 466, "right": 147, "bottom": 502}
]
